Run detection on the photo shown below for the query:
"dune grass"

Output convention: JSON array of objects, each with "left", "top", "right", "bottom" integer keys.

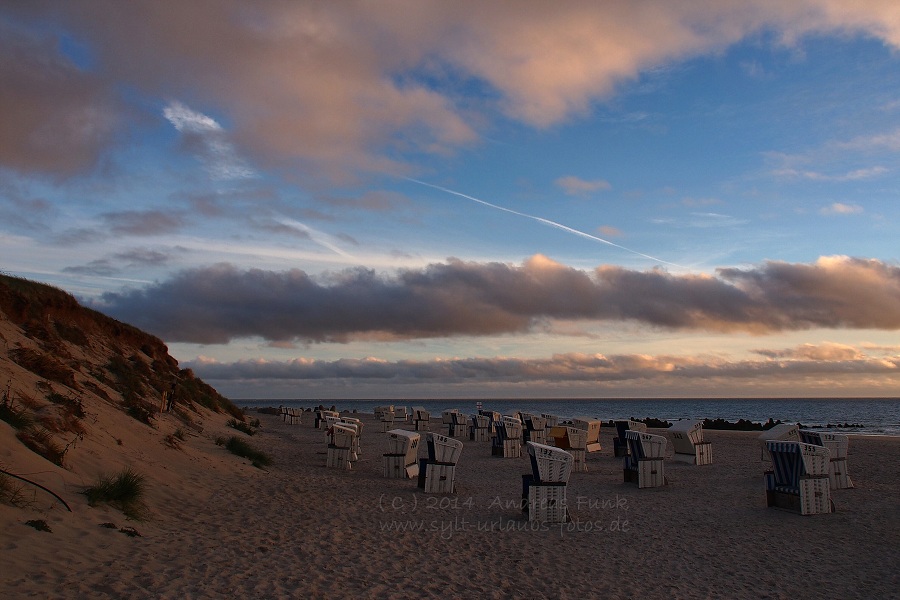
[
  {"left": 223, "top": 436, "right": 272, "bottom": 469},
  {"left": 84, "top": 467, "right": 148, "bottom": 521}
]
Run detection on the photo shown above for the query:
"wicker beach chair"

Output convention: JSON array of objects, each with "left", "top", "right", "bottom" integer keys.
[
  {"left": 491, "top": 415, "right": 523, "bottom": 458},
  {"left": 326, "top": 423, "right": 358, "bottom": 470},
  {"left": 418, "top": 432, "right": 463, "bottom": 493},
  {"left": 522, "top": 442, "right": 573, "bottom": 523},
  {"left": 759, "top": 423, "right": 800, "bottom": 461},
  {"left": 613, "top": 420, "right": 646, "bottom": 457},
  {"left": 668, "top": 419, "right": 712, "bottom": 465},
  {"left": 572, "top": 418, "right": 602, "bottom": 452},
  {"left": 547, "top": 425, "right": 588, "bottom": 472},
  {"left": 383, "top": 429, "right": 420, "bottom": 479},
  {"left": 799, "top": 430, "right": 853, "bottom": 489},
  {"left": 764, "top": 440, "right": 834, "bottom": 515},
  {"left": 624, "top": 430, "right": 667, "bottom": 488}
]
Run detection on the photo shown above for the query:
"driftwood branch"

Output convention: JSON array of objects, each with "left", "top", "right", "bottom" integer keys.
[{"left": 0, "top": 468, "right": 72, "bottom": 512}]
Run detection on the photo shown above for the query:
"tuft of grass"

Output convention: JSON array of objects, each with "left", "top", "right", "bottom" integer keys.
[
  {"left": 0, "top": 401, "right": 33, "bottom": 430},
  {"left": 8, "top": 347, "right": 78, "bottom": 389},
  {"left": 226, "top": 418, "right": 256, "bottom": 436},
  {"left": 224, "top": 436, "right": 272, "bottom": 469},
  {"left": 0, "top": 472, "right": 37, "bottom": 508},
  {"left": 83, "top": 467, "right": 148, "bottom": 521},
  {"left": 16, "top": 427, "right": 66, "bottom": 467}
]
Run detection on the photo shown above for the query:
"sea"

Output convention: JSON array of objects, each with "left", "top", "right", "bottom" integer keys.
[{"left": 234, "top": 397, "right": 900, "bottom": 437}]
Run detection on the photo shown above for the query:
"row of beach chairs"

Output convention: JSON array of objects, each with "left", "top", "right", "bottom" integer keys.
[{"left": 310, "top": 405, "right": 852, "bottom": 519}]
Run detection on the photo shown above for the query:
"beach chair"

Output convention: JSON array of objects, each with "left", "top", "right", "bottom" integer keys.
[
  {"left": 799, "top": 430, "right": 853, "bottom": 489},
  {"left": 522, "top": 442, "right": 573, "bottom": 523},
  {"left": 383, "top": 429, "right": 420, "bottom": 479},
  {"left": 340, "top": 417, "right": 363, "bottom": 459},
  {"left": 375, "top": 405, "right": 395, "bottom": 432},
  {"left": 522, "top": 414, "right": 548, "bottom": 445},
  {"left": 623, "top": 430, "right": 667, "bottom": 488},
  {"left": 541, "top": 413, "right": 559, "bottom": 428},
  {"left": 413, "top": 407, "right": 430, "bottom": 431},
  {"left": 613, "top": 420, "right": 646, "bottom": 457},
  {"left": 491, "top": 415, "right": 523, "bottom": 458},
  {"left": 442, "top": 409, "right": 460, "bottom": 435},
  {"left": 764, "top": 441, "right": 833, "bottom": 515},
  {"left": 418, "top": 433, "right": 463, "bottom": 493},
  {"left": 326, "top": 423, "right": 357, "bottom": 470},
  {"left": 470, "top": 413, "right": 492, "bottom": 442},
  {"left": 374, "top": 405, "right": 394, "bottom": 419},
  {"left": 573, "top": 418, "right": 602, "bottom": 452},
  {"left": 668, "top": 419, "right": 712, "bottom": 465},
  {"left": 395, "top": 406, "right": 409, "bottom": 423},
  {"left": 315, "top": 409, "right": 340, "bottom": 429},
  {"left": 450, "top": 411, "right": 469, "bottom": 438},
  {"left": 479, "top": 410, "right": 501, "bottom": 436},
  {"left": 759, "top": 423, "right": 800, "bottom": 461},
  {"left": 548, "top": 425, "right": 588, "bottom": 472}
]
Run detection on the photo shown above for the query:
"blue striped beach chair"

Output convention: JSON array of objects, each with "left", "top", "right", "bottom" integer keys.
[
  {"left": 614, "top": 420, "right": 646, "bottom": 457},
  {"left": 491, "top": 416, "right": 523, "bottom": 458},
  {"left": 764, "top": 441, "right": 833, "bottom": 515},
  {"left": 624, "top": 430, "right": 667, "bottom": 488}
]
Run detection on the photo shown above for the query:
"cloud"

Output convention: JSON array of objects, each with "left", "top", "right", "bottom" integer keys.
[
  {"left": 555, "top": 176, "right": 611, "bottom": 196},
  {"left": 102, "top": 210, "right": 185, "bottom": 236},
  {"left": 820, "top": 202, "right": 863, "bottom": 216},
  {"left": 773, "top": 166, "right": 888, "bottom": 182},
  {"left": 0, "top": 18, "right": 123, "bottom": 178},
  {"left": 9, "top": 1, "right": 900, "bottom": 181},
  {"left": 95, "top": 254, "right": 900, "bottom": 344},
  {"left": 163, "top": 101, "right": 255, "bottom": 180},
  {"left": 184, "top": 345, "right": 900, "bottom": 390},
  {"left": 597, "top": 226, "right": 623, "bottom": 238}
]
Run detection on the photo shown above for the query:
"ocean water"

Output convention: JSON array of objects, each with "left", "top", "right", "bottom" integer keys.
[{"left": 235, "top": 397, "right": 900, "bottom": 436}]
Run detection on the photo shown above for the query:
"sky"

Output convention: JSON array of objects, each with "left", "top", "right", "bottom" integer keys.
[{"left": 2, "top": 1, "right": 900, "bottom": 399}]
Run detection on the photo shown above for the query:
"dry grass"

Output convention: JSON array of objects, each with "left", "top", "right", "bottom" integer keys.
[{"left": 83, "top": 467, "right": 148, "bottom": 521}]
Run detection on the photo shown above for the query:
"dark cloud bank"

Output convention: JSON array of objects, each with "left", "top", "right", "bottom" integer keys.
[{"left": 98, "top": 255, "right": 900, "bottom": 345}]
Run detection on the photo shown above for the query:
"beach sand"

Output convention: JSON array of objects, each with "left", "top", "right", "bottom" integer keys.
[{"left": 2, "top": 409, "right": 898, "bottom": 599}]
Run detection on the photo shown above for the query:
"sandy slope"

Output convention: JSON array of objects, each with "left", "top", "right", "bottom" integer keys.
[{"left": 2, "top": 407, "right": 898, "bottom": 599}]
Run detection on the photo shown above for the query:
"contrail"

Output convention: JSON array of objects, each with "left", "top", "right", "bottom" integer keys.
[{"left": 405, "top": 178, "right": 685, "bottom": 268}]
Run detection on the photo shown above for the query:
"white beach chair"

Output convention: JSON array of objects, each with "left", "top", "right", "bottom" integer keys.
[
  {"left": 451, "top": 411, "right": 469, "bottom": 438},
  {"left": 522, "top": 442, "right": 573, "bottom": 523},
  {"left": 375, "top": 405, "right": 395, "bottom": 432},
  {"left": 573, "top": 418, "right": 602, "bottom": 452},
  {"left": 327, "top": 423, "right": 357, "bottom": 470},
  {"left": 522, "top": 414, "right": 548, "bottom": 445},
  {"left": 624, "top": 430, "right": 667, "bottom": 488},
  {"left": 613, "top": 420, "right": 646, "bottom": 457},
  {"left": 491, "top": 415, "right": 523, "bottom": 458},
  {"left": 417, "top": 432, "right": 463, "bottom": 493},
  {"left": 668, "top": 419, "right": 712, "bottom": 465},
  {"left": 340, "top": 417, "right": 363, "bottom": 459},
  {"left": 765, "top": 440, "right": 834, "bottom": 515},
  {"left": 759, "top": 423, "right": 800, "bottom": 461},
  {"left": 383, "top": 429, "right": 420, "bottom": 479},
  {"left": 799, "top": 430, "right": 853, "bottom": 489},
  {"left": 315, "top": 409, "right": 340, "bottom": 429},
  {"left": 470, "top": 414, "right": 492, "bottom": 442},
  {"left": 413, "top": 407, "right": 431, "bottom": 431},
  {"left": 540, "top": 413, "right": 559, "bottom": 428}
]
